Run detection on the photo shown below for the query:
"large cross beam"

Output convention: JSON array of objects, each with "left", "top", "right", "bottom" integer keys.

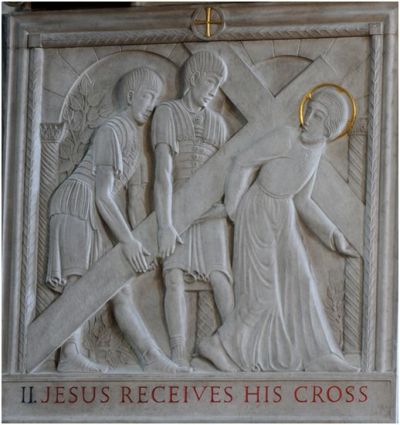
[{"left": 27, "top": 43, "right": 363, "bottom": 372}]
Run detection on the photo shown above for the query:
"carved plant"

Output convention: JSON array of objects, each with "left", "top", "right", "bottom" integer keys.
[
  {"left": 325, "top": 272, "right": 345, "bottom": 350},
  {"left": 83, "top": 307, "right": 137, "bottom": 368},
  {"left": 59, "top": 74, "right": 113, "bottom": 178}
]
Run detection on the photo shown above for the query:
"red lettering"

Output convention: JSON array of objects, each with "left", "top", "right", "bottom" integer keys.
[
  {"left": 312, "top": 385, "right": 325, "bottom": 403},
  {"left": 192, "top": 385, "right": 208, "bottom": 401},
  {"left": 345, "top": 385, "right": 355, "bottom": 403},
  {"left": 294, "top": 386, "right": 307, "bottom": 403},
  {"left": 100, "top": 386, "right": 110, "bottom": 403},
  {"left": 224, "top": 386, "right": 233, "bottom": 403},
  {"left": 82, "top": 386, "right": 96, "bottom": 404},
  {"left": 138, "top": 386, "right": 148, "bottom": 403},
  {"left": 121, "top": 386, "right": 134, "bottom": 403},
  {"left": 264, "top": 386, "right": 269, "bottom": 403},
  {"left": 244, "top": 385, "right": 260, "bottom": 403},
  {"left": 273, "top": 385, "right": 282, "bottom": 403},
  {"left": 183, "top": 385, "right": 188, "bottom": 403},
  {"left": 169, "top": 386, "right": 180, "bottom": 403},
  {"left": 151, "top": 386, "right": 165, "bottom": 403},
  {"left": 40, "top": 386, "right": 51, "bottom": 404},
  {"left": 68, "top": 386, "right": 79, "bottom": 404},
  {"left": 210, "top": 386, "right": 221, "bottom": 403},
  {"left": 359, "top": 385, "right": 368, "bottom": 403},
  {"left": 327, "top": 385, "right": 342, "bottom": 403},
  {"left": 55, "top": 386, "right": 65, "bottom": 404}
]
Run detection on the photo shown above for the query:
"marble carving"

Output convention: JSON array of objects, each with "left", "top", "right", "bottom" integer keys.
[
  {"left": 199, "top": 87, "right": 359, "bottom": 373},
  {"left": 41, "top": 52, "right": 361, "bottom": 374},
  {"left": 46, "top": 67, "right": 187, "bottom": 374},
  {"left": 153, "top": 50, "right": 234, "bottom": 368},
  {"left": 3, "top": 3, "right": 397, "bottom": 422}
]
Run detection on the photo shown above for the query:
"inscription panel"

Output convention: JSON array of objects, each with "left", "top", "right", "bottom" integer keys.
[{"left": 3, "top": 375, "right": 395, "bottom": 422}]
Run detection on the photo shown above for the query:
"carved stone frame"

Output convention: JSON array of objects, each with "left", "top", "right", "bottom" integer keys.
[{"left": 3, "top": 2, "right": 398, "bottom": 422}]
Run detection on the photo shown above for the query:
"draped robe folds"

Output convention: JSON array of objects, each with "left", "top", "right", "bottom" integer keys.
[
  {"left": 151, "top": 100, "right": 232, "bottom": 282},
  {"left": 218, "top": 126, "right": 344, "bottom": 371},
  {"left": 46, "top": 115, "right": 139, "bottom": 292}
]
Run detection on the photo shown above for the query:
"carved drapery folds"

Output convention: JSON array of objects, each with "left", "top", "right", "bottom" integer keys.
[
  {"left": 4, "top": 6, "right": 393, "bottom": 379},
  {"left": 28, "top": 41, "right": 379, "bottom": 374},
  {"left": 36, "top": 122, "right": 66, "bottom": 315},
  {"left": 2, "top": 3, "right": 397, "bottom": 422}
]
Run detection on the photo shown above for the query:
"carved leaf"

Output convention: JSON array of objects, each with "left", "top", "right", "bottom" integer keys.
[
  {"left": 87, "top": 107, "right": 99, "bottom": 123},
  {"left": 88, "top": 92, "right": 104, "bottom": 107},
  {"left": 81, "top": 128, "right": 94, "bottom": 145},
  {"left": 59, "top": 137, "right": 74, "bottom": 160},
  {"left": 79, "top": 75, "right": 92, "bottom": 97},
  {"left": 325, "top": 272, "right": 345, "bottom": 349},
  {"left": 69, "top": 94, "right": 84, "bottom": 111},
  {"left": 82, "top": 305, "right": 138, "bottom": 368},
  {"left": 62, "top": 106, "right": 74, "bottom": 123},
  {"left": 99, "top": 103, "right": 113, "bottom": 118},
  {"left": 70, "top": 111, "right": 83, "bottom": 131}
]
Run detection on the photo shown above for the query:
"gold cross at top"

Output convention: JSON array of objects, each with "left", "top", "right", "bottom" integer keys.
[{"left": 193, "top": 7, "right": 223, "bottom": 38}]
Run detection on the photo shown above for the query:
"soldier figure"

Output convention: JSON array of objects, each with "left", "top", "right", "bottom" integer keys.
[
  {"left": 47, "top": 68, "right": 186, "bottom": 373},
  {"left": 152, "top": 51, "right": 235, "bottom": 367}
]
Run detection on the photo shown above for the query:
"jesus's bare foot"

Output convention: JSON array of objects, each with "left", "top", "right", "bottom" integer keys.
[
  {"left": 57, "top": 352, "right": 108, "bottom": 373},
  {"left": 198, "top": 334, "right": 239, "bottom": 372}
]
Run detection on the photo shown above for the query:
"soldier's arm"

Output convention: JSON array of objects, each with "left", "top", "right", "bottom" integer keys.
[
  {"left": 152, "top": 104, "right": 182, "bottom": 258},
  {"left": 127, "top": 162, "right": 148, "bottom": 229},
  {"left": 94, "top": 127, "right": 149, "bottom": 272},
  {"left": 154, "top": 143, "right": 182, "bottom": 258}
]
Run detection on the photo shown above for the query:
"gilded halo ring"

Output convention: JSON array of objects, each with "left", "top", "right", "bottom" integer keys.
[{"left": 299, "top": 83, "right": 357, "bottom": 141}]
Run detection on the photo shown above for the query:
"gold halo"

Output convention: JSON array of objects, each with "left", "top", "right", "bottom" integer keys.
[{"left": 299, "top": 83, "right": 357, "bottom": 141}]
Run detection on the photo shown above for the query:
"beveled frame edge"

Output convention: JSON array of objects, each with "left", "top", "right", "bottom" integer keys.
[{"left": 2, "top": 3, "right": 398, "bottom": 376}]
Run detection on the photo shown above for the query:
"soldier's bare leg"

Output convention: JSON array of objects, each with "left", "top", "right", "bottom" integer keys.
[
  {"left": 163, "top": 268, "right": 189, "bottom": 367},
  {"left": 112, "top": 283, "right": 189, "bottom": 373},
  {"left": 57, "top": 276, "right": 108, "bottom": 373},
  {"left": 209, "top": 271, "right": 234, "bottom": 321}
]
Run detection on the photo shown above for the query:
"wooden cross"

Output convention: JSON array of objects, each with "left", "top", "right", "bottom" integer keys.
[
  {"left": 193, "top": 7, "right": 223, "bottom": 38},
  {"left": 26, "top": 42, "right": 364, "bottom": 372}
]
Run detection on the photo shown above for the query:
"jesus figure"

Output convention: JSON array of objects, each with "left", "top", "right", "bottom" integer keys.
[{"left": 198, "top": 86, "right": 359, "bottom": 373}]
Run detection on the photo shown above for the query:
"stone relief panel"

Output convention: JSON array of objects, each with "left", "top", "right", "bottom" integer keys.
[
  {"left": 3, "top": 2, "right": 398, "bottom": 422},
  {"left": 32, "top": 36, "right": 372, "bottom": 374}
]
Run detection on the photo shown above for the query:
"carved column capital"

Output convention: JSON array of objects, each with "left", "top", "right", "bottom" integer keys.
[{"left": 40, "top": 122, "right": 66, "bottom": 144}]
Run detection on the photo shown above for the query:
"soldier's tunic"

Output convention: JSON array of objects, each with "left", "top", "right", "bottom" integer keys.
[
  {"left": 46, "top": 115, "right": 139, "bottom": 293},
  {"left": 152, "top": 99, "right": 232, "bottom": 282}
]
